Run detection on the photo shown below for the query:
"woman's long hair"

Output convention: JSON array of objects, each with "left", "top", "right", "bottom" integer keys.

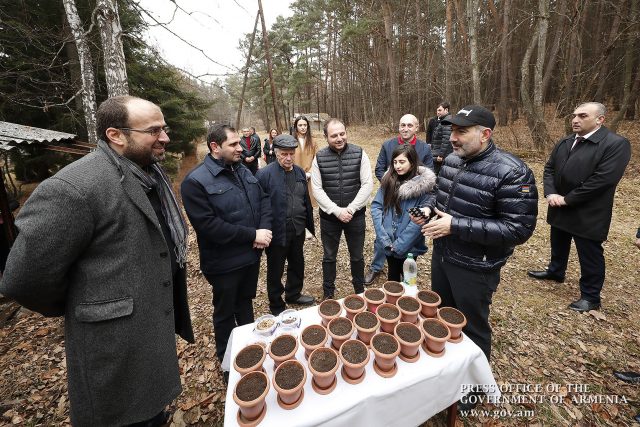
[
  {"left": 380, "top": 144, "right": 419, "bottom": 214},
  {"left": 268, "top": 128, "right": 279, "bottom": 143},
  {"left": 293, "top": 115, "right": 316, "bottom": 154}
]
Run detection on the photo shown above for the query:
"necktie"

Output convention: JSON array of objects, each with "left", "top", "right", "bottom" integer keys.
[{"left": 571, "top": 136, "right": 584, "bottom": 151}]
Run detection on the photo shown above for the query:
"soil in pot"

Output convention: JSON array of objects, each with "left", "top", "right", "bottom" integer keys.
[
  {"left": 319, "top": 300, "right": 341, "bottom": 316},
  {"left": 234, "top": 371, "right": 269, "bottom": 426},
  {"left": 397, "top": 296, "right": 421, "bottom": 324},
  {"left": 344, "top": 295, "right": 365, "bottom": 310},
  {"left": 438, "top": 307, "right": 467, "bottom": 343},
  {"left": 417, "top": 290, "right": 441, "bottom": 318},
  {"left": 354, "top": 311, "right": 379, "bottom": 345},
  {"left": 234, "top": 345, "right": 266, "bottom": 376},
  {"left": 343, "top": 295, "right": 366, "bottom": 320},
  {"left": 340, "top": 340, "right": 370, "bottom": 384},
  {"left": 383, "top": 281, "right": 404, "bottom": 304},
  {"left": 271, "top": 335, "right": 297, "bottom": 358},
  {"left": 371, "top": 333, "right": 400, "bottom": 378},
  {"left": 270, "top": 334, "right": 298, "bottom": 368},
  {"left": 309, "top": 348, "right": 339, "bottom": 394},
  {"left": 273, "top": 360, "right": 306, "bottom": 410},
  {"left": 328, "top": 317, "right": 354, "bottom": 351},
  {"left": 302, "top": 326, "right": 326, "bottom": 346},
  {"left": 319, "top": 299, "right": 342, "bottom": 326},
  {"left": 377, "top": 304, "right": 400, "bottom": 334},
  {"left": 395, "top": 322, "right": 422, "bottom": 363},
  {"left": 421, "top": 318, "right": 451, "bottom": 357},
  {"left": 300, "top": 324, "right": 328, "bottom": 360},
  {"left": 364, "top": 288, "right": 385, "bottom": 313}
]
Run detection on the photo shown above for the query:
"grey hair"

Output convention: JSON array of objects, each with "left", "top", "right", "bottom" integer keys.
[{"left": 578, "top": 102, "right": 606, "bottom": 116}]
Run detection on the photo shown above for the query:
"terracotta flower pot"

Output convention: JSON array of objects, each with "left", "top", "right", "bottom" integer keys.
[
  {"left": 397, "top": 296, "right": 421, "bottom": 324},
  {"left": 327, "top": 317, "right": 354, "bottom": 351},
  {"left": 437, "top": 307, "right": 467, "bottom": 343},
  {"left": 382, "top": 281, "right": 405, "bottom": 304},
  {"left": 363, "top": 288, "right": 385, "bottom": 313},
  {"left": 318, "top": 299, "right": 342, "bottom": 327},
  {"left": 273, "top": 359, "right": 307, "bottom": 410},
  {"left": 370, "top": 332, "right": 401, "bottom": 378},
  {"left": 234, "top": 344, "right": 267, "bottom": 376},
  {"left": 421, "top": 318, "right": 451, "bottom": 357},
  {"left": 343, "top": 294, "right": 366, "bottom": 321},
  {"left": 300, "top": 324, "right": 328, "bottom": 360},
  {"left": 354, "top": 311, "right": 380, "bottom": 346},
  {"left": 417, "top": 290, "right": 441, "bottom": 318},
  {"left": 339, "top": 339, "right": 370, "bottom": 384},
  {"left": 376, "top": 303, "right": 401, "bottom": 334},
  {"left": 233, "top": 370, "right": 270, "bottom": 426},
  {"left": 269, "top": 334, "right": 299, "bottom": 368},
  {"left": 308, "top": 347, "right": 340, "bottom": 395},
  {"left": 394, "top": 322, "right": 423, "bottom": 363}
]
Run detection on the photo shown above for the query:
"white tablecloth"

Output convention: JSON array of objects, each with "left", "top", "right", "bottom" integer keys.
[{"left": 222, "top": 300, "right": 500, "bottom": 427}]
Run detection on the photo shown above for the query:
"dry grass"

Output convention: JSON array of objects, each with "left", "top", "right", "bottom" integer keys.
[{"left": 0, "top": 118, "right": 638, "bottom": 426}]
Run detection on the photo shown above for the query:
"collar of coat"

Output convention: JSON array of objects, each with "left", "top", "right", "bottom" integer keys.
[
  {"left": 397, "top": 166, "right": 437, "bottom": 200},
  {"left": 205, "top": 153, "right": 241, "bottom": 176},
  {"left": 397, "top": 135, "right": 417, "bottom": 145},
  {"left": 564, "top": 126, "right": 608, "bottom": 145}
]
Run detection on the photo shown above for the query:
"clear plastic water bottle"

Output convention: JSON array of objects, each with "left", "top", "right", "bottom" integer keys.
[{"left": 403, "top": 253, "right": 418, "bottom": 286}]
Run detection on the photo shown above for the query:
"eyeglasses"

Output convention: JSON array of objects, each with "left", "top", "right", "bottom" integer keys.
[{"left": 117, "top": 126, "right": 171, "bottom": 136}]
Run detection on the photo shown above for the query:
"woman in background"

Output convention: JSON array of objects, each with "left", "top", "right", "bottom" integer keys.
[
  {"left": 263, "top": 128, "right": 278, "bottom": 164},
  {"left": 371, "top": 144, "right": 436, "bottom": 281},
  {"left": 293, "top": 116, "right": 318, "bottom": 239}
]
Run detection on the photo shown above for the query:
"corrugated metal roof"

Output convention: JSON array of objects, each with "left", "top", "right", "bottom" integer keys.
[{"left": 0, "top": 121, "right": 76, "bottom": 147}]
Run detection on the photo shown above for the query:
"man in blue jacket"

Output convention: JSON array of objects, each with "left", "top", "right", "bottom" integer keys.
[
  {"left": 365, "top": 113, "right": 434, "bottom": 285},
  {"left": 181, "top": 124, "right": 272, "bottom": 364},
  {"left": 256, "top": 134, "right": 315, "bottom": 315}
]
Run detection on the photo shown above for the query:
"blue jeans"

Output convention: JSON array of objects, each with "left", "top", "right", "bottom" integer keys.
[{"left": 369, "top": 239, "right": 387, "bottom": 272}]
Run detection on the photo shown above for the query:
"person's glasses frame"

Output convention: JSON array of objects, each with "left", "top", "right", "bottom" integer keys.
[{"left": 117, "top": 126, "right": 171, "bottom": 136}]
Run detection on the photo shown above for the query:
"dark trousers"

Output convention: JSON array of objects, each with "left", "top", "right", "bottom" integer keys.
[
  {"left": 204, "top": 261, "right": 259, "bottom": 361},
  {"left": 125, "top": 410, "right": 169, "bottom": 427},
  {"left": 386, "top": 255, "right": 420, "bottom": 282},
  {"left": 431, "top": 248, "right": 500, "bottom": 361},
  {"left": 320, "top": 214, "right": 366, "bottom": 297},
  {"left": 266, "top": 228, "right": 306, "bottom": 315},
  {"left": 433, "top": 160, "right": 443, "bottom": 176},
  {"left": 548, "top": 226, "right": 605, "bottom": 304}
]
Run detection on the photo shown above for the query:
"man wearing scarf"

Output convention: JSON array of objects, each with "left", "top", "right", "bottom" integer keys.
[
  {"left": 0, "top": 96, "right": 194, "bottom": 427},
  {"left": 365, "top": 113, "right": 434, "bottom": 285}
]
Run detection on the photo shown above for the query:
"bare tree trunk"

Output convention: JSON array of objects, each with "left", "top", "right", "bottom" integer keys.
[
  {"left": 498, "top": 0, "right": 511, "bottom": 125},
  {"left": 445, "top": 0, "right": 454, "bottom": 101},
  {"left": 381, "top": 0, "right": 399, "bottom": 123},
  {"left": 521, "top": 0, "right": 551, "bottom": 150},
  {"left": 258, "top": 0, "right": 281, "bottom": 132},
  {"left": 63, "top": 0, "right": 98, "bottom": 144},
  {"left": 467, "top": 0, "right": 481, "bottom": 103},
  {"left": 96, "top": 0, "right": 128, "bottom": 96},
  {"left": 610, "top": 0, "right": 638, "bottom": 131},
  {"left": 541, "top": 0, "right": 568, "bottom": 100},
  {"left": 236, "top": 12, "right": 259, "bottom": 129}
]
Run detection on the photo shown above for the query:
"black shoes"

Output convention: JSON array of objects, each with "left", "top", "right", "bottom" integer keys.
[
  {"left": 321, "top": 293, "right": 334, "bottom": 301},
  {"left": 285, "top": 294, "right": 315, "bottom": 305},
  {"left": 364, "top": 270, "right": 381, "bottom": 285},
  {"left": 568, "top": 298, "right": 601, "bottom": 312},
  {"left": 527, "top": 269, "right": 565, "bottom": 282},
  {"left": 613, "top": 370, "right": 640, "bottom": 384}
]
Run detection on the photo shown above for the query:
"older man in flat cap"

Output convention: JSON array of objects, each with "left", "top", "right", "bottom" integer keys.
[{"left": 257, "top": 134, "right": 316, "bottom": 315}]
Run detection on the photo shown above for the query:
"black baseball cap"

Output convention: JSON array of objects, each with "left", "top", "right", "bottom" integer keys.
[
  {"left": 272, "top": 134, "right": 299, "bottom": 149},
  {"left": 441, "top": 105, "right": 496, "bottom": 130}
]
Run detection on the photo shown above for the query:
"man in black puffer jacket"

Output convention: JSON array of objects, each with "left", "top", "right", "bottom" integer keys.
[
  {"left": 414, "top": 105, "right": 538, "bottom": 362},
  {"left": 431, "top": 113, "right": 453, "bottom": 175}
]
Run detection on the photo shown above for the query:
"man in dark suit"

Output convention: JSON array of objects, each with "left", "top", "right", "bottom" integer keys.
[
  {"left": 239, "top": 127, "right": 261, "bottom": 174},
  {"left": 528, "top": 102, "right": 631, "bottom": 312},
  {"left": 1, "top": 96, "right": 194, "bottom": 426}
]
